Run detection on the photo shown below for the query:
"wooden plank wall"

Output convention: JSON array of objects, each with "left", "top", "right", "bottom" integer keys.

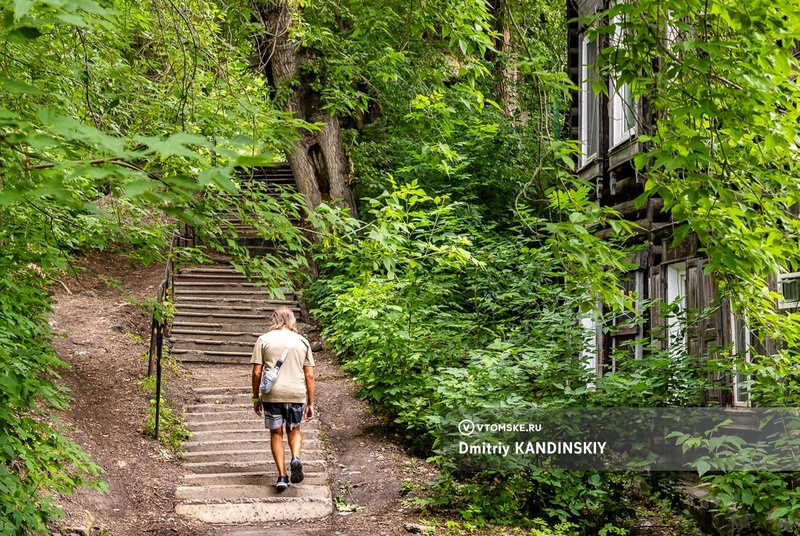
[{"left": 686, "top": 259, "right": 732, "bottom": 406}]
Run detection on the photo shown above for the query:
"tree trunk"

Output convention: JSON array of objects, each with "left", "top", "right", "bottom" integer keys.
[
  {"left": 254, "top": 1, "right": 358, "bottom": 217},
  {"left": 489, "top": 0, "right": 523, "bottom": 122}
]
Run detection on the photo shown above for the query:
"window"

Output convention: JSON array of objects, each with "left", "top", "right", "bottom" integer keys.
[
  {"left": 580, "top": 35, "right": 599, "bottom": 164},
  {"left": 777, "top": 272, "right": 800, "bottom": 309},
  {"left": 611, "top": 80, "right": 635, "bottom": 146},
  {"left": 666, "top": 262, "right": 687, "bottom": 354},
  {"left": 731, "top": 313, "right": 751, "bottom": 406},
  {"left": 609, "top": 270, "right": 644, "bottom": 372},
  {"left": 580, "top": 313, "right": 600, "bottom": 377},
  {"left": 609, "top": 12, "right": 636, "bottom": 146}
]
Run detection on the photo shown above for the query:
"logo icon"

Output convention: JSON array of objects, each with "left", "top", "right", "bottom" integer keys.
[{"left": 458, "top": 419, "right": 475, "bottom": 436}]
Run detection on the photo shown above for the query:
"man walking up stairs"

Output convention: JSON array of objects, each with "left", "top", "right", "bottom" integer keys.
[
  {"left": 170, "top": 165, "right": 333, "bottom": 524},
  {"left": 250, "top": 305, "right": 315, "bottom": 492}
]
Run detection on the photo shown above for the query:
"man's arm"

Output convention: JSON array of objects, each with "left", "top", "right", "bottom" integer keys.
[
  {"left": 304, "top": 365, "right": 315, "bottom": 420},
  {"left": 252, "top": 364, "right": 263, "bottom": 416}
]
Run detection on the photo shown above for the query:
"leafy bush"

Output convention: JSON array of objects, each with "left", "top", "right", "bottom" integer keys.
[
  {"left": 142, "top": 398, "right": 190, "bottom": 454},
  {"left": 0, "top": 262, "right": 105, "bottom": 533},
  {"left": 308, "top": 183, "right": 704, "bottom": 532}
]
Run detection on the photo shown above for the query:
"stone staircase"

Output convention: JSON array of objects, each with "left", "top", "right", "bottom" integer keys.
[
  {"left": 169, "top": 267, "right": 300, "bottom": 364},
  {"left": 171, "top": 164, "right": 333, "bottom": 525},
  {"left": 227, "top": 163, "right": 299, "bottom": 257},
  {"left": 176, "top": 386, "right": 332, "bottom": 523}
]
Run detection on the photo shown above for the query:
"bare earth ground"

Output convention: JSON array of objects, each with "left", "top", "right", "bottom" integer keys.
[{"left": 47, "top": 255, "right": 442, "bottom": 536}]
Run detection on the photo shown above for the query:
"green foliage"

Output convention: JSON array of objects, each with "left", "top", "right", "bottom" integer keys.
[
  {"left": 142, "top": 397, "right": 190, "bottom": 454},
  {"left": 0, "top": 254, "right": 105, "bottom": 533},
  {"left": 413, "top": 516, "right": 580, "bottom": 535},
  {"left": 309, "top": 183, "right": 701, "bottom": 532},
  {"left": 192, "top": 181, "right": 311, "bottom": 295},
  {"left": 333, "top": 496, "right": 364, "bottom": 513},
  {"left": 4, "top": 0, "right": 796, "bottom": 531},
  {"left": 573, "top": 1, "right": 800, "bottom": 530},
  {"left": 585, "top": 0, "right": 800, "bottom": 342},
  {"left": 280, "top": 0, "right": 571, "bottom": 225},
  {"left": 0, "top": 1, "right": 313, "bottom": 531}
]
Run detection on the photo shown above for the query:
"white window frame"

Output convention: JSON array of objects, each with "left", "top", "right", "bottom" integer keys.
[
  {"left": 610, "top": 270, "right": 645, "bottom": 369},
  {"left": 777, "top": 271, "right": 800, "bottom": 309},
  {"left": 731, "top": 312, "right": 752, "bottom": 407},
  {"left": 580, "top": 312, "right": 601, "bottom": 379},
  {"left": 610, "top": 80, "right": 636, "bottom": 146},
  {"left": 579, "top": 34, "right": 599, "bottom": 165},
  {"left": 609, "top": 12, "right": 636, "bottom": 147},
  {"left": 666, "top": 262, "right": 687, "bottom": 354}
]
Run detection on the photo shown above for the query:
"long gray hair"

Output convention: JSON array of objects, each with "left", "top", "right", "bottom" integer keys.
[{"left": 269, "top": 305, "right": 298, "bottom": 332}]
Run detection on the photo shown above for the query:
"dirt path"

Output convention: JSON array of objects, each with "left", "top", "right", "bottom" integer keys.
[{"left": 49, "top": 256, "right": 439, "bottom": 536}]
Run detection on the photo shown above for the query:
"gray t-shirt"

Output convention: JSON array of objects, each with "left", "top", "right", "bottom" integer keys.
[{"left": 250, "top": 328, "right": 314, "bottom": 403}]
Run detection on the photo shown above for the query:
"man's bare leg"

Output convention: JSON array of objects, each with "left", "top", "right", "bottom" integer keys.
[
  {"left": 287, "top": 424, "right": 302, "bottom": 458},
  {"left": 288, "top": 424, "right": 305, "bottom": 483},
  {"left": 270, "top": 427, "right": 286, "bottom": 476}
]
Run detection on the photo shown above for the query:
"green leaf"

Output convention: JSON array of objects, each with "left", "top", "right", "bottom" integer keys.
[
  {"left": 695, "top": 460, "right": 710, "bottom": 476},
  {"left": 121, "top": 179, "right": 158, "bottom": 198},
  {"left": 0, "top": 77, "right": 42, "bottom": 95},
  {"left": 13, "top": 0, "right": 36, "bottom": 20},
  {"left": 55, "top": 13, "right": 89, "bottom": 27},
  {"left": 5, "top": 26, "right": 42, "bottom": 43}
]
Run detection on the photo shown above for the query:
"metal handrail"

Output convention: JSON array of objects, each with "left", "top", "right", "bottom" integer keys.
[{"left": 147, "top": 230, "right": 180, "bottom": 439}]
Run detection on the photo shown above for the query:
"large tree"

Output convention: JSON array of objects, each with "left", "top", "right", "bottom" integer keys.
[{"left": 253, "top": 1, "right": 358, "bottom": 215}]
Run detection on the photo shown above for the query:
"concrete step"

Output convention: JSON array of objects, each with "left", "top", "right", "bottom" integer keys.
[
  {"left": 187, "top": 428, "right": 321, "bottom": 440},
  {"left": 173, "top": 296, "right": 298, "bottom": 306},
  {"left": 185, "top": 403, "right": 255, "bottom": 414},
  {"left": 171, "top": 303, "right": 300, "bottom": 315},
  {"left": 192, "top": 386, "right": 251, "bottom": 394},
  {"left": 191, "top": 394, "right": 320, "bottom": 407},
  {"left": 187, "top": 423, "right": 263, "bottom": 434},
  {"left": 246, "top": 174, "right": 295, "bottom": 182},
  {"left": 170, "top": 338, "right": 256, "bottom": 353},
  {"left": 172, "top": 312, "right": 276, "bottom": 322},
  {"left": 190, "top": 393, "right": 265, "bottom": 405},
  {"left": 190, "top": 393, "right": 260, "bottom": 405},
  {"left": 184, "top": 406, "right": 317, "bottom": 423},
  {"left": 172, "top": 308, "right": 299, "bottom": 320},
  {"left": 179, "top": 267, "right": 243, "bottom": 274},
  {"left": 175, "top": 278, "right": 285, "bottom": 290},
  {"left": 175, "top": 497, "right": 332, "bottom": 524},
  {"left": 236, "top": 246, "right": 282, "bottom": 257},
  {"left": 174, "top": 276, "right": 250, "bottom": 284},
  {"left": 184, "top": 438, "right": 322, "bottom": 453},
  {"left": 173, "top": 292, "right": 294, "bottom": 304},
  {"left": 171, "top": 329, "right": 261, "bottom": 343},
  {"left": 172, "top": 350, "right": 252, "bottom": 364},
  {"left": 173, "top": 284, "right": 293, "bottom": 296},
  {"left": 182, "top": 410, "right": 254, "bottom": 422},
  {"left": 176, "top": 483, "right": 330, "bottom": 501},
  {"left": 182, "top": 472, "right": 328, "bottom": 487},
  {"left": 241, "top": 170, "right": 294, "bottom": 179},
  {"left": 183, "top": 459, "right": 327, "bottom": 475},
  {"left": 172, "top": 320, "right": 281, "bottom": 333},
  {"left": 175, "top": 273, "right": 250, "bottom": 283},
  {"left": 183, "top": 449, "right": 325, "bottom": 464}
]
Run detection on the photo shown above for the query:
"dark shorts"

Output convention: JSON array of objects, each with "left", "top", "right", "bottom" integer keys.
[{"left": 262, "top": 402, "right": 305, "bottom": 431}]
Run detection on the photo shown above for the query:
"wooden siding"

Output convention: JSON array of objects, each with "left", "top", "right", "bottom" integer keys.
[
  {"left": 568, "top": 0, "right": 738, "bottom": 405},
  {"left": 686, "top": 259, "right": 731, "bottom": 406}
]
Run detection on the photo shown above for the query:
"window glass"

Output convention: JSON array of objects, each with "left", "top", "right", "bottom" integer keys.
[
  {"left": 610, "top": 12, "right": 635, "bottom": 146},
  {"left": 580, "top": 35, "right": 599, "bottom": 163},
  {"left": 732, "top": 314, "right": 751, "bottom": 406},
  {"left": 666, "top": 262, "right": 687, "bottom": 354}
]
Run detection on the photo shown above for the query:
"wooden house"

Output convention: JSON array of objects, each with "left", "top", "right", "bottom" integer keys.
[{"left": 566, "top": 0, "right": 759, "bottom": 406}]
